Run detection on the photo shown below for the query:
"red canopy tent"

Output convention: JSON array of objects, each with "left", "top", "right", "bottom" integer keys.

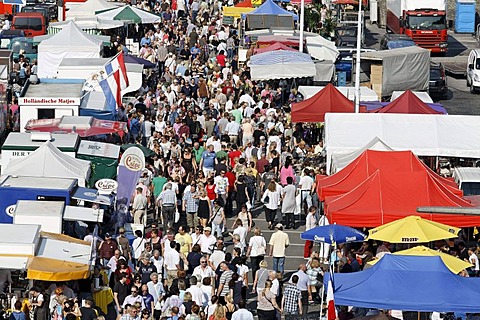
[
  {"left": 25, "top": 116, "right": 126, "bottom": 138},
  {"left": 291, "top": 83, "right": 354, "bottom": 122},
  {"left": 317, "top": 150, "right": 461, "bottom": 201},
  {"left": 254, "top": 42, "right": 296, "bottom": 54},
  {"left": 324, "top": 170, "right": 477, "bottom": 228},
  {"left": 235, "top": 0, "right": 252, "bottom": 7},
  {"left": 256, "top": 35, "right": 300, "bottom": 48},
  {"left": 370, "top": 90, "right": 443, "bottom": 114}
]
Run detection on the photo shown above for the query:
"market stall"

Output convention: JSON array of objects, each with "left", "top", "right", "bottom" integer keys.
[
  {"left": 18, "top": 81, "right": 84, "bottom": 132},
  {"left": 1, "top": 132, "right": 80, "bottom": 172},
  {"left": 3, "top": 141, "right": 91, "bottom": 187},
  {"left": 249, "top": 50, "right": 316, "bottom": 80},
  {"left": 77, "top": 140, "right": 120, "bottom": 186}
]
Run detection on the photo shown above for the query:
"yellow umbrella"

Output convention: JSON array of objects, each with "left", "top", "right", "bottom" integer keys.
[
  {"left": 368, "top": 215, "right": 460, "bottom": 243},
  {"left": 367, "top": 246, "right": 472, "bottom": 274}
]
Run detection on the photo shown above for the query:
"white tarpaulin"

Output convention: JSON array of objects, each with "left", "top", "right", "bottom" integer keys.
[
  {"left": 3, "top": 141, "right": 91, "bottom": 187},
  {"left": 38, "top": 21, "right": 103, "bottom": 78},
  {"left": 325, "top": 113, "right": 480, "bottom": 174},
  {"left": 306, "top": 35, "right": 339, "bottom": 62},
  {"left": 390, "top": 91, "right": 434, "bottom": 103},
  {"left": 67, "top": 0, "right": 119, "bottom": 18},
  {"left": 250, "top": 50, "right": 316, "bottom": 80},
  {"left": 298, "top": 85, "right": 379, "bottom": 101},
  {"left": 330, "top": 137, "right": 394, "bottom": 174}
]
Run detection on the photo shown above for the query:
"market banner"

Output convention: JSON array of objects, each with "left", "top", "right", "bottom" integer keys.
[{"left": 115, "top": 146, "right": 145, "bottom": 227}]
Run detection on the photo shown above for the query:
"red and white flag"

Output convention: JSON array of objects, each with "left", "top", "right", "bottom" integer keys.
[{"left": 327, "top": 266, "right": 337, "bottom": 320}]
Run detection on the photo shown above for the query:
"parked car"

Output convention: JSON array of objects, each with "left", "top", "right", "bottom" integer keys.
[
  {"left": 429, "top": 62, "right": 448, "bottom": 99},
  {"left": 380, "top": 34, "right": 416, "bottom": 50},
  {"left": 335, "top": 26, "right": 362, "bottom": 48},
  {"left": 8, "top": 37, "right": 38, "bottom": 61},
  {"left": 335, "top": 48, "right": 377, "bottom": 81},
  {"left": 0, "top": 30, "right": 25, "bottom": 49},
  {"left": 467, "top": 49, "right": 480, "bottom": 94}
]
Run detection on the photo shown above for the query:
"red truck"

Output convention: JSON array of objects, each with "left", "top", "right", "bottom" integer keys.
[
  {"left": 11, "top": 12, "right": 47, "bottom": 37},
  {"left": 386, "top": 0, "right": 448, "bottom": 53}
]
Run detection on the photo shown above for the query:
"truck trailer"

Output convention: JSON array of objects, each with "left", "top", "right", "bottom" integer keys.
[{"left": 386, "top": 0, "right": 448, "bottom": 53}]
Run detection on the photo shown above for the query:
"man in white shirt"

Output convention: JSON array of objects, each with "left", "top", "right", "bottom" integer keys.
[
  {"left": 238, "top": 92, "right": 256, "bottom": 107},
  {"left": 299, "top": 169, "right": 315, "bottom": 209},
  {"left": 206, "top": 135, "right": 222, "bottom": 153},
  {"left": 163, "top": 241, "right": 181, "bottom": 288},
  {"left": 231, "top": 300, "right": 254, "bottom": 320},
  {"left": 209, "top": 243, "right": 226, "bottom": 270},
  {"left": 224, "top": 117, "right": 240, "bottom": 145},
  {"left": 468, "top": 248, "right": 480, "bottom": 276},
  {"left": 147, "top": 273, "right": 166, "bottom": 319},
  {"left": 186, "top": 276, "right": 204, "bottom": 306},
  {"left": 198, "top": 227, "right": 217, "bottom": 255},
  {"left": 231, "top": 219, "right": 248, "bottom": 248},
  {"left": 193, "top": 257, "right": 215, "bottom": 284}
]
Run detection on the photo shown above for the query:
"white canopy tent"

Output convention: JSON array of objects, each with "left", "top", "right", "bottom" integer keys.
[
  {"left": 49, "top": 18, "right": 124, "bottom": 33},
  {"left": 3, "top": 141, "right": 91, "bottom": 187},
  {"left": 250, "top": 50, "right": 316, "bottom": 80},
  {"left": 306, "top": 35, "right": 339, "bottom": 62},
  {"left": 37, "top": 21, "right": 103, "bottom": 78},
  {"left": 324, "top": 113, "right": 480, "bottom": 174},
  {"left": 67, "top": 0, "right": 119, "bottom": 18},
  {"left": 298, "top": 85, "right": 379, "bottom": 101},
  {"left": 330, "top": 137, "right": 394, "bottom": 174},
  {"left": 390, "top": 91, "right": 434, "bottom": 103}
]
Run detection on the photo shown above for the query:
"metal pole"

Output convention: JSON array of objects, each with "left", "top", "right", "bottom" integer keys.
[
  {"left": 299, "top": 0, "right": 305, "bottom": 53},
  {"left": 354, "top": 0, "right": 362, "bottom": 113}
]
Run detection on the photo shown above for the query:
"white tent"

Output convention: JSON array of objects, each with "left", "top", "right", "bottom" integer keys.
[
  {"left": 67, "top": 0, "right": 119, "bottom": 18},
  {"left": 306, "top": 35, "right": 339, "bottom": 62},
  {"left": 3, "top": 141, "right": 91, "bottom": 187},
  {"left": 37, "top": 21, "right": 103, "bottom": 78},
  {"left": 330, "top": 137, "right": 394, "bottom": 174},
  {"left": 49, "top": 18, "right": 124, "bottom": 33},
  {"left": 325, "top": 113, "right": 480, "bottom": 174},
  {"left": 298, "top": 85, "right": 379, "bottom": 102},
  {"left": 250, "top": 50, "right": 316, "bottom": 80}
]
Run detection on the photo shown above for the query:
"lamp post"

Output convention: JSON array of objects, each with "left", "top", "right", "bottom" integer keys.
[{"left": 299, "top": 0, "right": 305, "bottom": 53}]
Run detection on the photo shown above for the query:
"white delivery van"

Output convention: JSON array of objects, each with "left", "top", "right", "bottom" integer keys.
[
  {"left": 453, "top": 167, "right": 480, "bottom": 196},
  {"left": 466, "top": 49, "right": 480, "bottom": 93}
]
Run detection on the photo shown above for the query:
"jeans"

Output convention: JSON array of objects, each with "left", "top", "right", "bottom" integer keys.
[
  {"left": 211, "top": 221, "right": 224, "bottom": 238},
  {"left": 162, "top": 205, "right": 175, "bottom": 228},
  {"left": 284, "top": 312, "right": 300, "bottom": 320},
  {"left": 273, "top": 256, "right": 285, "bottom": 274}
]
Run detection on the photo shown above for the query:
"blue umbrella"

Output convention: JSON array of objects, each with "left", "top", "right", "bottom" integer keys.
[{"left": 301, "top": 224, "right": 366, "bottom": 244}]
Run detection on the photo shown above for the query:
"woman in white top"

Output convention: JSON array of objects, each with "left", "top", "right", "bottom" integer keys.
[
  {"left": 261, "top": 180, "right": 281, "bottom": 230},
  {"left": 246, "top": 227, "right": 267, "bottom": 278}
]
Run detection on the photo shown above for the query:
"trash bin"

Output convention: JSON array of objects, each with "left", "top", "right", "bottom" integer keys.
[
  {"left": 455, "top": 0, "right": 475, "bottom": 33},
  {"left": 337, "top": 71, "right": 347, "bottom": 86}
]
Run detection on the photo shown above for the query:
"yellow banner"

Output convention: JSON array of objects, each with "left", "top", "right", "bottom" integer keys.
[{"left": 222, "top": 7, "right": 255, "bottom": 19}]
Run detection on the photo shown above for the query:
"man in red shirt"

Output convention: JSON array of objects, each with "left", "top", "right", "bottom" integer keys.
[
  {"left": 256, "top": 152, "right": 269, "bottom": 174},
  {"left": 228, "top": 145, "right": 242, "bottom": 168},
  {"left": 224, "top": 170, "right": 236, "bottom": 217}
]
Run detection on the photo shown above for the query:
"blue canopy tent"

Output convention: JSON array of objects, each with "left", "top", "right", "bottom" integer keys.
[
  {"left": 324, "top": 255, "right": 480, "bottom": 313},
  {"left": 241, "top": 0, "right": 298, "bottom": 20}
]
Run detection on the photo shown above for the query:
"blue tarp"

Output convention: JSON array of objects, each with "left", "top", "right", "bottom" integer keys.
[
  {"left": 241, "top": 0, "right": 298, "bottom": 20},
  {"left": 324, "top": 255, "right": 480, "bottom": 313},
  {"left": 361, "top": 101, "right": 448, "bottom": 114}
]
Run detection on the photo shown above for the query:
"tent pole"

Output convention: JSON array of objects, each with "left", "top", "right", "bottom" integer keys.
[
  {"left": 299, "top": 0, "right": 305, "bottom": 53},
  {"left": 354, "top": 0, "right": 362, "bottom": 113}
]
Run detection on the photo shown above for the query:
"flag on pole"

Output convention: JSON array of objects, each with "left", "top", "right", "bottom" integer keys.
[
  {"left": 326, "top": 270, "right": 337, "bottom": 320},
  {"left": 82, "top": 52, "right": 130, "bottom": 114},
  {"left": 327, "top": 244, "right": 337, "bottom": 320}
]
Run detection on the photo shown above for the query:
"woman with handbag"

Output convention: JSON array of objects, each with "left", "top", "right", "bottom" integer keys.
[
  {"left": 256, "top": 280, "right": 281, "bottom": 320},
  {"left": 261, "top": 181, "right": 281, "bottom": 230},
  {"left": 246, "top": 227, "right": 266, "bottom": 277}
]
